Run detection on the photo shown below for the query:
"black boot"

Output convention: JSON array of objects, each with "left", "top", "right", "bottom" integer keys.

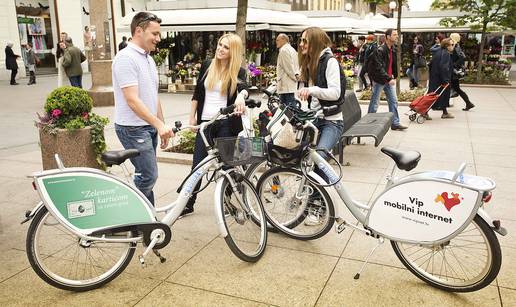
[{"left": 463, "top": 102, "right": 475, "bottom": 111}]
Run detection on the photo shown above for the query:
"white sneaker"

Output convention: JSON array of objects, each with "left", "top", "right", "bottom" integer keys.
[{"left": 304, "top": 213, "right": 323, "bottom": 226}]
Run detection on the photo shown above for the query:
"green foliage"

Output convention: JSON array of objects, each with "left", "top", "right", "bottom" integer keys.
[
  {"left": 45, "top": 86, "right": 93, "bottom": 118},
  {"left": 359, "top": 88, "right": 426, "bottom": 102},
  {"left": 432, "top": 0, "right": 516, "bottom": 32},
  {"left": 152, "top": 48, "right": 169, "bottom": 67},
  {"left": 462, "top": 68, "right": 510, "bottom": 85},
  {"left": 37, "top": 86, "right": 109, "bottom": 169},
  {"left": 63, "top": 117, "right": 86, "bottom": 130},
  {"left": 168, "top": 130, "right": 196, "bottom": 154}
]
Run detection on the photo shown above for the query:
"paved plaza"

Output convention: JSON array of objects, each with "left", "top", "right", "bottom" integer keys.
[{"left": 0, "top": 74, "right": 515, "bottom": 306}]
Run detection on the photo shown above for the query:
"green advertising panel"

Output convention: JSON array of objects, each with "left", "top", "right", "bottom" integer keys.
[{"left": 41, "top": 173, "right": 154, "bottom": 231}]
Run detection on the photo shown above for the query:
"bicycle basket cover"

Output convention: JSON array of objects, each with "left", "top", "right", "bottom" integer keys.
[{"left": 266, "top": 106, "right": 300, "bottom": 149}]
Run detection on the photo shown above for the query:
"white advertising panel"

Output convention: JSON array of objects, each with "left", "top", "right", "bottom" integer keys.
[{"left": 367, "top": 181, "right": 479, "bottom": 243}]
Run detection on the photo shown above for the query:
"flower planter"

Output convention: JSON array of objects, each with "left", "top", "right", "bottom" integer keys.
[{"left": 39, "top": 127, "right": 101, "bottom": 170}]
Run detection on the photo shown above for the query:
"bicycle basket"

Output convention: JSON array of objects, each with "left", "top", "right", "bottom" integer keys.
[{"left": 214, "top": 136, "right": 266, "bottom": 166}]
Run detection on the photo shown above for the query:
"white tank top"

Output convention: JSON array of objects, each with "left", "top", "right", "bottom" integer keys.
[{"left": 201, "top": 80, "right": 227, "bottom": 120}]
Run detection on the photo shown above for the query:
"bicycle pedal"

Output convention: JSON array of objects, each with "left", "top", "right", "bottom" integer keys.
[
  {"left": 336, "top": 222, "right": 346, "bottom": 234},
  {"left": 138, "top": 255, "right": 146, "bottom": 268}
]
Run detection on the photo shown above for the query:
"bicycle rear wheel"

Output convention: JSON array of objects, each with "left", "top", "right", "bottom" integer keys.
[
  {"left": 220, "top": 176, "right": 267, "bottom": 262},
  {"left": 256, "top": 167, "right": 335, "bottom": 240},
  {"left": 392, "top": 214, "right": 502, "bottom": 292},
  {"left": 26, "top": 207, "right": 136, "bottom": 292}
]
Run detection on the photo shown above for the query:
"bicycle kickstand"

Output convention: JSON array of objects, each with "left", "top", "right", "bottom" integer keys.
[{"left": 354, "top": 237, "right": 384, "bottom": 280}]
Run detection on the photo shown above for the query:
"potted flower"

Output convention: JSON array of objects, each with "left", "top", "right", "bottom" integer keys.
[{"left": 36, "top": 86, "right": 109, "bottom": 170}]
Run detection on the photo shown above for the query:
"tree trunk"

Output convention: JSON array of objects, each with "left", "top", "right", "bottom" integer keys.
[
  {"left": 476, "top": 23, "right": 488, "bottom": 82},
  {"left": 236, "top": 0, "right": 248, "bottom": 67},
  {"left": 396, "top": 0, "right": 402, "bottom": 95}
]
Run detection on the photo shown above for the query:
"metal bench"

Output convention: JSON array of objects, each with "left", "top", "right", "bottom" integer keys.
[{"left": 336, "top": 91, "right": 393, "bottom": 164}]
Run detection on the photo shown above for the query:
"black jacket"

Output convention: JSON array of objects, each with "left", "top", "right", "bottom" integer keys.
[
  {"left": 367, "top": 43, "right": 398, "bottom": 84},
  {"left": 5, "top": 46, "right": 18, "bottom": 70},
  {"left": 451, "top": 44, "right": 466, "bottom": 80},
  {"left": 192, "top": 60, "right": 248, "bottom": 135}
]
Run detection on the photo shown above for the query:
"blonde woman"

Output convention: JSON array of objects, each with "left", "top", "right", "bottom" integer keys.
[{"left": 182, "top": 33, "right": 249, "bottom": 217}]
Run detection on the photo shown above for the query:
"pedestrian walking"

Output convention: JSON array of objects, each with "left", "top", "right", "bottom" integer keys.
[
  {"left": 183, "top": 33, "right": 249, "bottom": 217},
  {"left": 450, "top": 33, "right": 475, "bottom": 111},
  {"left": 428, "top": 38, "right": 455, "bottom": 119},
  {"left": 367, "top": 29, "right": 407, "bottom": 131},
  {"left": 112, "top": 12, "right": 173, "bottom": 206},
  {"left": 118, "top": 36, "right": 128, "bottom": 51},
  {"left": 356, "top": 35, "right": 369, "bottom": 92},
  {"left": 406, "top": 36, "right": 424, "bottom": 89},
  {"left": 56, "top": 32, "right": 68, "bottom": 87},
  {"left": 359, "top": 34, "right": 376, "bottom": 92},
  {"left": 25, "top": 43, "right": 38, "bottom": 85},
  {"left": 62, "top": 38, "right": 86, "bottom": 88},
  {"left": 5, "top": 42, "right": 20, "bottom": 85},
  {"left": 275, "top": 33, "right": 299, "bottom": 107}
]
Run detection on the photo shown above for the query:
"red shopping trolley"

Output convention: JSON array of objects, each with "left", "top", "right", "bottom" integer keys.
[{"left": 407, "top": 84, "right": 449, "bottom": 124}]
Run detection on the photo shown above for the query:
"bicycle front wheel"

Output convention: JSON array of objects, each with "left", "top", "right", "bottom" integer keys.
[
  {"left": 391, "top": 214, "right": 502, "bottom": 292},
  {"left": 220, "top": 176, "right": 267, "bottom": 262},
  {"left": 26, "top": 207, "right": 136, "bottom": 292},
  {"left": 256, "top": 167, "right": 335, "bottom": 240}
]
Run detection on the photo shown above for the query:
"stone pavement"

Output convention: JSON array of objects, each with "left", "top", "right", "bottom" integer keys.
[{"left": 0, "top": 74, "right": 515, "bottom": 306}]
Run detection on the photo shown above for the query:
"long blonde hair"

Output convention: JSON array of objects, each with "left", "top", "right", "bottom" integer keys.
[
  {"left": 298, "top": 27, "right": 332, "bottom": 83},
  {"left": 205, "top": 33, "right": 243, "bottom": 96}
]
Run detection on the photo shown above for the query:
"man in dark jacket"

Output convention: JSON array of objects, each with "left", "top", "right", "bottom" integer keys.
[
  {"left": 367, "top": 29, "right": 407, "bottom": 130},
  {"left": 5, "top": 42, "right": 20, "bottom": 85},
  {"left": 62, "top": 38, "right": 86, "bottom": 88}
]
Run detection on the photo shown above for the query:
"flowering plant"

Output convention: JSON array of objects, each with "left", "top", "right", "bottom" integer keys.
[
  {"left": 36, "top": 86, "right": 109, "bottom": 167},
  {"left": 248, "top": 63, "right": 262, "bottom": 77}
]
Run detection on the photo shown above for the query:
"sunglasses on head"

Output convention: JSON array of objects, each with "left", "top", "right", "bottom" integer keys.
[{"left": 138, "top": 13, "right": 161, "bottom": 26}]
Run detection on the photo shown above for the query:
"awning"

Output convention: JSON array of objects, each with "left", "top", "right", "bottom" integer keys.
[{"left": 118, "top": 8, "right": 310, "bottom": 32}]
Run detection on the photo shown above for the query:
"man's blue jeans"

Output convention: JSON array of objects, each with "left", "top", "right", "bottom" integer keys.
[
  {"left": 69, "top": 75, "right": 83, "bottom": 88},
  {"left": 115, "top": 124, "right": 158, "bottom": 205},
  {"left": 279, "top": 93, "right": 298, "bottom": 108},
  {"left": 368, "top": 81, "right": 400, "bottom": 126},
  {"left": 314, "top": 118, "right": 344, "bottom": 183}
]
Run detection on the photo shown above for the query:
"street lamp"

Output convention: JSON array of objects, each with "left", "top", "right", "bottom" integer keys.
[
  {"left": 345, "top": 3, "right": 352, "bottom": 12},
  {"left": 389, "top": 1, "right": 397, "bottom": 18}
]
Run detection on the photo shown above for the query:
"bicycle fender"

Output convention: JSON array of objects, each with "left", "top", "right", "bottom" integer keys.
[
  {"left": 477, "top": 207, "right": 507, "bottom": 236},
  {"left": 214, "top": 177, "right": 229, "bottom": 238},
  {"left": 21, "top": 201, "right": 45, "bottom": 224}
]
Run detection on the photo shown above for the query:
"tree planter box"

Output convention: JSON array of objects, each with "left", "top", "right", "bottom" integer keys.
[{"left": 40, "top": 127, "right": 101, "bottom": 170}]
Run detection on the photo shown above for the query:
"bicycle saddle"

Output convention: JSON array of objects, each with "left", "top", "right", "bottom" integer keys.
[
  {"left": 381, "top": 147, "right": 421, "bottom": 171},
  {"left": 101, "top": 149, "right": 140, "bottom": 167}
]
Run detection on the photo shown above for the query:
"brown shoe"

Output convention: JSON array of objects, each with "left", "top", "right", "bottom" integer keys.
[
  {"left": 391, "top": 124, "right": 408, "bottom": 130},
  {"left": 441, "top": 113, "right": 455, "bottom": 119}
]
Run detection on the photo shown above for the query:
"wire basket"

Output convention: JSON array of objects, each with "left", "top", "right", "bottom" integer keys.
[{"left": 214, "top": 136, "right": 266, "bottom": 166}]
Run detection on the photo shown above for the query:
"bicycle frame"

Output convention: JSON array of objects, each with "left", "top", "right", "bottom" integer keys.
[{"left": 303, "top": 146, "right": 502, "bottom": 246}]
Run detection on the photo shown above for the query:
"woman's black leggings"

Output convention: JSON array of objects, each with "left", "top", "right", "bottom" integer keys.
[{"left": 451, "top": 79, "right": 471, "bottom": 104}]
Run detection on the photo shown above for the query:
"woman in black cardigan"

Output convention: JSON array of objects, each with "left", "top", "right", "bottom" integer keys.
[{"left": 181, "top": 33, "right": 249, "bottom": 217}]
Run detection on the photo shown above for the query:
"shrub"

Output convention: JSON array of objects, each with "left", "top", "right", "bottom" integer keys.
[
  {"left": 37, "top": 86, "right": 109, "bottom": 168},
  {"left": 359, "top": 88, "right": 426, "bottom": 102},
  {"left": 167, "top": 130, "right": 196, "bottom": 154}
]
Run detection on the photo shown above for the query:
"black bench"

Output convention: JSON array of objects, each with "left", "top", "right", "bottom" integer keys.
[{"left": 335, "top": 91, "right": 393, "bottom": 164}]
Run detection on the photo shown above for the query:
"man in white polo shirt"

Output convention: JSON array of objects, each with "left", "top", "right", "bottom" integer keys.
[{"left": 113, "top": 12, "right": 173, "bottom": 205}]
